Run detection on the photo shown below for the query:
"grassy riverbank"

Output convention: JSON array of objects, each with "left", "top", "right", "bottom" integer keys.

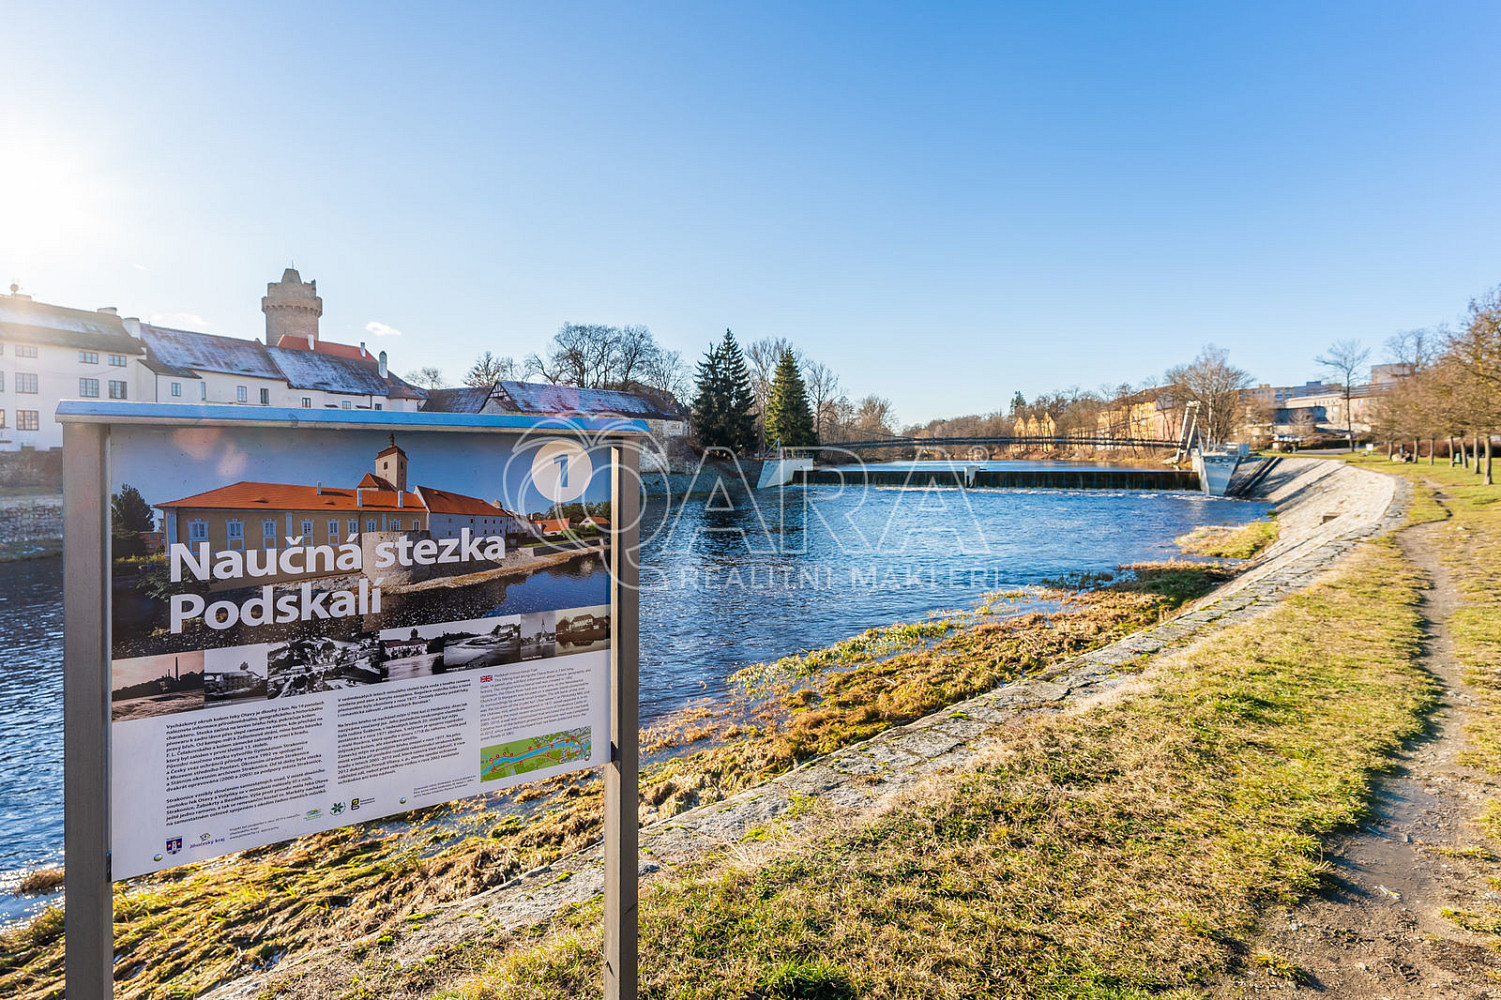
[
  {"left": 275, "top": 536, "right": 1433, "bottom": 999},
  {"left": 1343, "top": 453, "right": 1501, "bottom": 938},
  {"left": 0, "top": 563, "right": 1232, "bottom": 1000},
  {"left": 1175, "top": 516, "right": 1278, "bottom": 560}
]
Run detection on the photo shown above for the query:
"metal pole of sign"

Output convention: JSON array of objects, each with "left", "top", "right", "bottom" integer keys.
[
  {"left": 63, "top": 420, "right": 114, "bottom": 999},
  {"left": 604, "top": 440, "right": 640, "bottom": 998}
]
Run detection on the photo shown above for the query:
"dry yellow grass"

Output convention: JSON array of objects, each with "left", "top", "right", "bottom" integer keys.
[{"left": 264, "top": 538, "right": 1431, "bottom": 1000}]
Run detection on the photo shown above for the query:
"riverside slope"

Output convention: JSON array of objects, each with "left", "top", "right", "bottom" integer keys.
[{"left": 207, "top": 457, "right": 1402, "bottom": 999}]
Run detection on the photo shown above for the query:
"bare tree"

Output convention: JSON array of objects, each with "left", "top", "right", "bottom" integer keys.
[
  {"left": 852, "top": 395, "right": 898, "bottom": 437},
  {"left": 1163, "top": 344, "right": 1253, "bottom": 446},
  {"left": 523, "top": 323, "right": 686, "bottom": 401},
  {"left": 464, "top": 351, "right": 517, "bottom": 387},
  {"left": 1315, "top": 338, "right": 1371, "bottom": 451},
  {"left": 404, "top": 366, "right": 447, "bottom": 390},
  {"left": 803, "top": 358, "right": 841, "bottom": 440},
  {"left": 745, "top": 337, "right": 799, "bottom": 417}
]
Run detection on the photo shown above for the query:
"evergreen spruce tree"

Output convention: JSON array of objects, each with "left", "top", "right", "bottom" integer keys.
[
  {"left": 764, "top": 348, "right": 816, "bottom": 448},
  {"left": 691, "top": 340, "right": 728, "bottom": 447},
  {"left": 717, "top": 329, "right": 757, "bottom": 453},
  {"left": 691, "top": 330, "right": 757, "bottom": 452}
]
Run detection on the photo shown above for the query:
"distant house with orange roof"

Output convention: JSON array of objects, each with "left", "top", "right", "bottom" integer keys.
[
  {"left": 156, "top": 436, "right": 534, "bottom": 559},
  {"left": 531, "top": 518, "right": 572, "bottom": 537}
]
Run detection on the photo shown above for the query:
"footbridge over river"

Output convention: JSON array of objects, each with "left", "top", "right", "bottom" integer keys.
[
  {"left": 794, "top": 435, "right": 1182, "bottom": 458},
  {"left": 791, "top": 463, "right": 1201, "bottom": 492}
]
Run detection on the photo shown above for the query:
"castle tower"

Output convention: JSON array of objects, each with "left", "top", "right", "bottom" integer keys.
[
  {"left": 376, "top": 435, "right": 408, "bottom": 492},
  {"left": 262, "top": 267, "right": 323, "bottom": 347}
]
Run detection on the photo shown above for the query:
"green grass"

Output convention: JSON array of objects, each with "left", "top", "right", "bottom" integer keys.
[
  {"left": 1174, "top": 517, "right": 1279, "bottom": 560},
  {"left": 316, "top": 539, "right": 1431, "bottom": 1000}
]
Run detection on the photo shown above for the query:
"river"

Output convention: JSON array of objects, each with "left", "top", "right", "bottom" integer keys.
[{"left": 0, "top": 467, "right": 1267, "bottom": 922}]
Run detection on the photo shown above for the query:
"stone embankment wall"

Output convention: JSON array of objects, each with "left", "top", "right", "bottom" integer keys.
[
  {"left": 205, "top": 458, "right": 1404, "bottom": 999},
  {"left": 0, "top": 494, "right": 64, "bottom": 560}
]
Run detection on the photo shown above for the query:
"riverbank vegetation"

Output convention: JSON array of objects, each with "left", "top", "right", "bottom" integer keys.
[
  {"left": 0, "top": 563, "right": 1231, "bottom": 1000},
  {"left": 1174, "top": 516, "right": 1279, "bottom": 560},
  {"left": 293, "top": 536, "right": 1431, "bottom": 999}
]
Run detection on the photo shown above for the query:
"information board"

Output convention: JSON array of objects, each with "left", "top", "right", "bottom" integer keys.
[{"left": 101, "top": 419, "right": 621, "bottom": 878}]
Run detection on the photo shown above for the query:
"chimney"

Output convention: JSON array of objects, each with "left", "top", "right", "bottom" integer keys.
[
  {"left": 398, "top": 492, "right": 404, "bottom": 508},
  {"left": 360, "top": 341, "right": 367, "bottom": 358},
  {"left": 97, "top": 306, "right": 118, "bottom": 315},
  {"left": 122, "top": 317, "right": 141, "bottom": 338},
  {"left": 378, "top": 350, "right": 388, "bottom": 378},
  {"left": 356, "top": 487, "right": 365, "bottom": 507},
  {"left": 316, "top": 481, "right": 323, "bottom": 495}
]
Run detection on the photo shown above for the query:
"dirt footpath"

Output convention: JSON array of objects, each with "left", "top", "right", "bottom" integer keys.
[{"left": 1214, "top": 517, "right": 1501, "bottom": 998}]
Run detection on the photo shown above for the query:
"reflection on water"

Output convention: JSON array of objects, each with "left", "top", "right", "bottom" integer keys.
[
  {"left": 635, "top": 484, "right": 1269, "bottom": 721},
  {"left": 0, "top": 559, "right": 64, "bottom": 923},
  {"left": 0, "top": 480, "right": 1267, "bottom": 914}
]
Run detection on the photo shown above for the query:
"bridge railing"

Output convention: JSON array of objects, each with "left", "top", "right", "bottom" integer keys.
[{"left": 791, "top": 435, "right": 1181, "bottom": 453}]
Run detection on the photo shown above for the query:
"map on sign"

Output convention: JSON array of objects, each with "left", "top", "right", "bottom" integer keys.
[{"left": 480, "top": 727, "right": 592, "bottom": 782}]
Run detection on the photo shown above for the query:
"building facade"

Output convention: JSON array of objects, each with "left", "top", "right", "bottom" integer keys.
[
  {"left": 0, "top": 271, "right": 423, "bottom": 451},
  {"left": 0, "top": 294, "right": 147, "bottom": 451}
]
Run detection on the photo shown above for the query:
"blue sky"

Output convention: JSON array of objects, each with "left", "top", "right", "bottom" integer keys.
[{"left": 4, "top": 2, "right": 1500, "bottom": 424}]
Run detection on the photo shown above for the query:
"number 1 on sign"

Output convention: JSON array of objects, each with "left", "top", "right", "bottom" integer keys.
[{"left": 554, "top": 453, "right": 569, "bottom": 488}]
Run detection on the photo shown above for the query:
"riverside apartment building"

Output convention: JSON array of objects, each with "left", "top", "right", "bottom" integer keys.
[{"left": 0, "top": 269, "right": 422, "bottom": 452}]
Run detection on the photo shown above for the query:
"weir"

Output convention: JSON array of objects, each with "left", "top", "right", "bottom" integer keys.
[{"left": 793, "top": 466, "right": 1201, "bottom": 491}]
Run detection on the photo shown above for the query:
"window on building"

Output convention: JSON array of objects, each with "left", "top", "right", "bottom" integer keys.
[
  {"left": 260, "top": 387, "right": 270, "bottom": 405},
  {"left": 0, "top": 410, "right": 6, "bottom": 429},
  {"left": 0, "top": 371, "right": 5, "bottom": 391},
  {"left": 79, "top": 351, "right": 99, "bottom": 364},
  {"left": 200, "top": 382, "right": 207, "bottom": 400},
  {"left": 300, "top": 519, "right": 314, "bottom": 538},
  {"left": 262, "top": 519, "right": 277, "bottom": 546},
  {"left": 226, "top": 520, "right": 244, "bottom": 550},
  {"left": 79, "top": 378, "right": 100, "bottom": 397},
  {"left": 374, "top": 403, "right": 383, "bottom": 410},
  {"left": 366, "top": 519, "right": 377, "bottom": 533},
  {"left": 16, "top": 345, "right": 37, "bottom": 358},
  {"left": 171, "top": 382, "right": 182, "bottom": 397},
  {"left": 302, "top": 397, "right": 312, "bottom": 408},
  {"left": 17, "top": 373, "right": 38, "bottom": 394},
  {"left": 188, "top": 520, "right": 208, "bottom": 542},
  {"left": 108, "top": 380, "right": 127, "bottom": 399},
  {"left": 17, "top": 410, "right": 38, "bottom": 431},
  {"left": 108, "top": 354, "right": 128, "bottom": 367},
  {"left": 347, "top": 518, "right": 358, "bottom": 535},
  {"left": 328, "top": 519, "right": 340, "bottom": 541},
  {"left": 341, "top": 400, "right": 352, "bottom": 410},
  {"left": 237, "top": 385, "right": 248, "bottom": 403}
]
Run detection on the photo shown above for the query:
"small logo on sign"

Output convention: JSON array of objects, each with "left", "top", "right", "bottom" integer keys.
[
  {"left": 304, "top": 808, "right": 322, "bottom": 820},
  {"left": 165, "top": 837, "right": 182, "bottom": 855},
  {"left": 480, "top": 675, "right": 492, "bottom": 682},
  {"left": 350, "top": 797, "right": 361, "bottom": 811},
  {"left": 198, "top": 832, "right": 212, "bottom": 843},
  {"left": 331, "top": 802, "right": 345, "bottom": 815}
]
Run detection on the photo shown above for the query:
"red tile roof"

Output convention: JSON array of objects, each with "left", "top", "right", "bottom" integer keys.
[
  {"left": 532, "top": 518, "right": 572, "bottom": 534},
  {"left": 273, "top": 335, "right": 372, "bottom": 360},
  {"left": 158, "top": 481, "right": 424, "bottom": 513},
  {"left": 418, "top": 486, "right": 512, "bottom": 517}
]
